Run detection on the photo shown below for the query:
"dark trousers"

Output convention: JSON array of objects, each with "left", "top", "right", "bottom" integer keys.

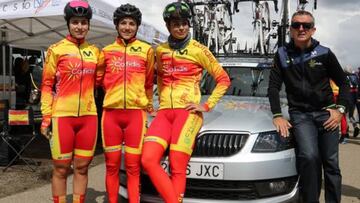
[{"left": 290, "top": 110, "right": 342, "bottom": 203}]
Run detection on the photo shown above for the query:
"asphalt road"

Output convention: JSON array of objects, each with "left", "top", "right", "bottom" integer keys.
[{"left": 0, "top": 138, "right": 359, "bottom": 203}]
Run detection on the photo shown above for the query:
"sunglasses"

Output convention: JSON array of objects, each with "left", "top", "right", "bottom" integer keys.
[{"left": 291, "top": 22, "right": 314, "bottom": 30}]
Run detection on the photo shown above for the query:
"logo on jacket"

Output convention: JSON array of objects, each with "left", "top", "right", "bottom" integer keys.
[
  {"left": 311, "top": 50, "right": 318, "bottom": 57},
  {"left": 82, "top": 50, "right": 93, "bottom": 57},
  {"left": 178, "top": 49, "right": 188, "bottom": 55},
  {"left": 309, "top": 59, "right": 323, "bottom": 68},
  {"left": 109, "top": 56, "right": 141, "bottom": 73},
  {"left": 130, "top": 46, "right": 142, "bottom": 52},
  {"left": 65, "top": 62, "right": 95, "bottom": 80}
]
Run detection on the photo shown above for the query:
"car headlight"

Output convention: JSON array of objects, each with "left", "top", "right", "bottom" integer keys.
[{"left": 252, "top": 131, "right": 293, "bottom": 152}]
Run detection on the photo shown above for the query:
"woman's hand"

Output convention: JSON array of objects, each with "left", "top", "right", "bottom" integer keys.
[{"left": 185, "top": 103, "right": 207, "bottom": 113}]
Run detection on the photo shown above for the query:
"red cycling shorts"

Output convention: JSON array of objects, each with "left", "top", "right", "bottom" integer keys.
[
  {"left": 50, "top": 115, "right": 98, "bottom": 161},
  {"left": 144, "top": 109, "right": 203, "bottom": 155},
  {"left": 101, "top": 109, "right": 147, "bottom": 155}
]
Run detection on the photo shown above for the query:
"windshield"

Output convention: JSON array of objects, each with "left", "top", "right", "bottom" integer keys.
[{"left": 201, "top": 66, "right": 286, "bottom": 98}]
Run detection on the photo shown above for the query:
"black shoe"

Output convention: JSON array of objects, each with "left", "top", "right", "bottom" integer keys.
[
  {"left": 354, "top": 126, "right": 359, "bottom": 138},
  {"left": 345, "top": 133, "right": 350, "bottom": 138},
  {"left": 339, "top": 136, "right": 344, "bottom": 143}
]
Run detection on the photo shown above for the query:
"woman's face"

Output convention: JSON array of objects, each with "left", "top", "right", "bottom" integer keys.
[
  {"left": 117, "top": 17, "right": 138, "bottom": 40},
  {"left": 69, "top": 16, "right": 89, "bottom": 40},
  {"left": 168, "top": 19, "right": 189, "bottom": 40}
]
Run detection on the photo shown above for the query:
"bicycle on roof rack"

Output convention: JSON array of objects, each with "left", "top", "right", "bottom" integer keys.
[
  {"left": 184, "top": 0, "right": 235, "bottom": 55},
  {"left": 297, "top": 0, "right": 317, "bottom": 11},
  {"left": 235, "top": 0, "right": 279, "bottom": 56}
]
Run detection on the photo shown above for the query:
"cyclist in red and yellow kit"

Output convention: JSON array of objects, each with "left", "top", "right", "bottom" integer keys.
[
  {"left": 141, "top": 2, "right": 230, "bottom": 202},
  {"left": 40, "top": 1, "right": 99, "bottom": 203},
  {"left": 96, "top": 4, "right": 154, "bottom": 203}
]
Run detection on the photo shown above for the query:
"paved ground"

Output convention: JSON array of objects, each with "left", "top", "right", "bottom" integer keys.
[{"left": 0, "top": 138, "right": 359, "bottom": 203}]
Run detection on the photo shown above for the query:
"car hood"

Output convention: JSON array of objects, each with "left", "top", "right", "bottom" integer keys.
[{"left": 200, "top": 96, "right": 288, "bottom": 134}]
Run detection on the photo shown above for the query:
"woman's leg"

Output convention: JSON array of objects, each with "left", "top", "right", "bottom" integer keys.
[
  {"left": 142, "top": 142, "right": 178, "bottom": 203},
  {"left": 169, "top": 110, "right": 203, "bottom": 201},
  {"left": 73, "top": 116, "right": 98, "bottom": 203},
  {"left": 123, "top": 110, "right": 146, "bottom": 203},
  {"left": 52, "top": 161, "right": 72, "bottom": 203},
  {"left": 73, "top": 158, "right": 92, "bottom": 203},
  {"left": 50, "top": 117, "right": 75, "bottom": 203},
  {"left": 101, "top": 110, "right": 123, "bottom": 203},
  {"left": 141, "top": 110, "right": 178, "bottom": 203}
]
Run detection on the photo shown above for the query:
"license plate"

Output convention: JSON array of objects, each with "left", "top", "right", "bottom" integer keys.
[{"left": 161, "top": 161, "right": 224, "bottom": 180}]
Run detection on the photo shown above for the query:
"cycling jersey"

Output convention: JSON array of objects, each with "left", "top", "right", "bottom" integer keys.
[
  {"left": 142, "top": 38, "right": 230, "bottom": 203},
  {"left": 156, "top": 39, "right": 230, "bottom": 111},
  {"left": 41, "top": 35, "right": 100, "bottom": 118},
  {"left": 97, "top": 38, "right": 155, "bottom": 112}
]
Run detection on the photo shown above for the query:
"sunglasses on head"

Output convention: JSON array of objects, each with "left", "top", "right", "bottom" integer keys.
[{"left": 291, "top": 22, "right": 314, "bottom": 30}]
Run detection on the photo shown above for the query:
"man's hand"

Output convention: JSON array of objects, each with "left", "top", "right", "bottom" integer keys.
[
  {"left": 324, "top": 108, "right": 343, "bottom": 131},
  {"left": 185, "top": 103, "right": 207, "bottom": 113},
  {"left": 273, "top": 117, "right": 292, "bottom": 137}
]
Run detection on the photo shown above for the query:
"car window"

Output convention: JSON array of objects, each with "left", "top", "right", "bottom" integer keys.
[{"left": 202, "top": 66, "right": 286, "bottom": 98}]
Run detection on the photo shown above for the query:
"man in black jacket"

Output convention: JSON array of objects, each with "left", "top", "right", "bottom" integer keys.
[{"left": 268, "top": 10, "right": 349, "bottom": 203}]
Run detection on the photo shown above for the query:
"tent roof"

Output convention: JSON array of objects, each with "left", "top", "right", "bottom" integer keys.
[{"left": 0, "top": 0, "right": 167, "bottom": 50}]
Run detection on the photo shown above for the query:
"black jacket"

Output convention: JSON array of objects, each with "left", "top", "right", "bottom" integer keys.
[{"left": 268, "top": 39, "right": 350, "bottom": 116}]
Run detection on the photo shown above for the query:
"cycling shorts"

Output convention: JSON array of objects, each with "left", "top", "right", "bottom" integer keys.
[
  {"left": 50, "top": 115, "right": 98, "bottom": 161},
  {"left": 144, "top": 109, "right": 203, "bottom": 155},
  {"left": 101, "top": 109, "right": 147, "bottom": 155}
]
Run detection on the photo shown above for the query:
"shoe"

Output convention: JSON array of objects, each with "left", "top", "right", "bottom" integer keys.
[
  {"left": 354, "top": 126, "right": 359, "bottom": 138},
  {"left": 345, "top": 133, "right": 350, "bottom": 139},
  {"left": 339, "top": 137, "right": 345, "bottom": 144}
]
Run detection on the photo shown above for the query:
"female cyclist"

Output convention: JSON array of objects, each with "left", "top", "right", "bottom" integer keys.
[
  {"left": 141, "top": 2, "right": 231, "bottom": 202},
  {"left": 96, "top": 4, "right": 154, "bottom": 203},
  {"left": 40, "top": 1, "right": 99, "bottom": 202}
]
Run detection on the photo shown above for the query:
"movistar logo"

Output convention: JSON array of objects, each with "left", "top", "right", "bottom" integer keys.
[
  {"left": 82, "top": 50, "right": 93, "bottom": 57},
  {"left": 130, "top": 46, "right": 142, "bottom": 52},
  {"left": 178, "top": 49, "right": 188, "bottom": 55}
]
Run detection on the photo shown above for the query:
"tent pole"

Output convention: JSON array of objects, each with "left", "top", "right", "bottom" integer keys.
[
  {"left": 8, "top": 45, "right": 13, "bottom": 106},
  {"left": 1, "top": 44, "right": 5, "bottom": 100}
]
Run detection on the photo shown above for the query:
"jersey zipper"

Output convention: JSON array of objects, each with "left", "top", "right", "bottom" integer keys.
[
  {"left": 170, "top": 50, "right": 175, "bottom": 109},
  {"left": 124, "top": 43, "right": 127, "bottom": 109},
  {"left": 77, "top": 42, "right": 84, "bottom": 117}
]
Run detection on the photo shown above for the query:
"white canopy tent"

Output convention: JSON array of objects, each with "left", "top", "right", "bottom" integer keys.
[
  {"left": 0, "top": 0, "right": 167, "bottom": 108},
  {"left": 0, "top": 0, "right": 166, "bottom": 49}
]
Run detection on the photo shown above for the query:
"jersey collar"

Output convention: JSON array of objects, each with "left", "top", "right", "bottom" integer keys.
[
  {"left": 66, "top": 35, "right": 85, "bottom": 45},
  {"left": 116, "top": 37, "right": 137, "bottom": 46}
]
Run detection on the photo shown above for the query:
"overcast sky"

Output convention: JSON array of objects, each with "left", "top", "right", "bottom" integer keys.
[{"left": 106, "top": 0, "right": 360, "bottom": 69}]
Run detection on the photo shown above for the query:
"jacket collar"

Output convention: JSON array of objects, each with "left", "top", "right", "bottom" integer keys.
[
  {"left": 66, "top": 35, "right": 85, "bottom": 45},
  {"left": 116, "top": 37, "right": 137, "bottom": 46},
  {"left": 286, "top": 38, "right": 319, "bottom": 53}
]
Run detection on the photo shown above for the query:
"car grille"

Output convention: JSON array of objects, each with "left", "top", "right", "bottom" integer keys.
[
  {"left": 192, "top": 132, "right": 249, "bottom": 157},
  {"left": 139, "top": 175, "right": 298, "bottom": 200}
]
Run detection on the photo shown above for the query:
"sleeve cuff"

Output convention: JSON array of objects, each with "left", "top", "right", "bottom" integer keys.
[
  {"left": 41, "top": 115, "right": 51, "bottom": 128},
  {"left": 202, "top": 103, "right": 210, "bottom": 112},
  {"left": 273, "top": 113, "right": 283, "bottom": 118}
]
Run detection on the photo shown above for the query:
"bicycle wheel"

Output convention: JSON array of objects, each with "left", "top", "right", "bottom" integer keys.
[{"left": 219, "top": 1, "right": 234, "bottom": 54}]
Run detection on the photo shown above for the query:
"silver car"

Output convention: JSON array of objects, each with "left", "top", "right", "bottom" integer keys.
[{"left": 120, "top": 55, "right": 299, "bottom": 203}]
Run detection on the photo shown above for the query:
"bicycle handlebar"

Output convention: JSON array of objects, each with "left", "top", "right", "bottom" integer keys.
[{"left": 234, "top": 0, "right": 278, "bottom": 13}]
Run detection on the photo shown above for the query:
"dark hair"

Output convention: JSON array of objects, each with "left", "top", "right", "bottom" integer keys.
[{"left": 291, "top": 10, "right": 315, "bottom": 25}]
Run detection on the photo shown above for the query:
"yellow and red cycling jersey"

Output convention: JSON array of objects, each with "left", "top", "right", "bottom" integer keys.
[
  {"left": 41, "top": 35, "right": 100, "bottom": 118},
  {"left": 156, "top": 39, "right": 230, "bottom": 111},
  {"left": 97, "top": 38, "right": 155, "bottom": 112}
]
